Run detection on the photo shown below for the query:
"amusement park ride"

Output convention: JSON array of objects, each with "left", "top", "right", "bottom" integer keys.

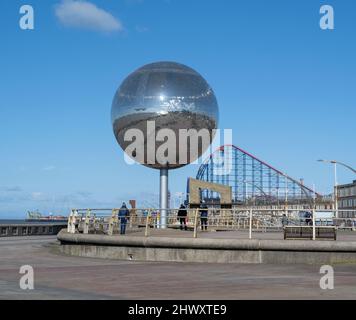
[{"left": 194, "top": 144, "right": 328, "bottom": 208}]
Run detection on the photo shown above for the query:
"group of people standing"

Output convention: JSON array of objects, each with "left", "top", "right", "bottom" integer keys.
[
  {"left": 177, "top": 201, "right": 209, "bottom": 231},
  {"left": 117, "top": 201, "right": 210, "bottom": 235}
]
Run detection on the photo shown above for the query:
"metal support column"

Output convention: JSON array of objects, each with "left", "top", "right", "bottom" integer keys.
[{"left": 160, "top": 168, "right": 168, "bottom": 229}]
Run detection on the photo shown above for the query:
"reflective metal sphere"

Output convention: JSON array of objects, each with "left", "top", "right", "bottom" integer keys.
[{"left": 111, "top": 61, "right": 219, "bottom": 169}]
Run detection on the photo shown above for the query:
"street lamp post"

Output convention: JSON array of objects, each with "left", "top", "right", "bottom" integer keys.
[
  {"left": 317, "top": 160, "right": 356, "bottom": 219},
  {"left": 282, "top": 174, "right": 289, "bottom": 217}
]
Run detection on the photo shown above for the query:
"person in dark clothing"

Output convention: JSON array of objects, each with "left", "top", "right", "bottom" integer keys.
[
  {"left": 305, "top": 211, "right": 312, "bottom": 226},
  {"left": 281, "top": 214, "right": 288, "bottom": 227},
  {"left": 200, "top": 201, "right": 208, "bottom": 231},
  {"left": 118, "top": 202, "right": 129, "bottom": 234},
  {"left": 177, "top": 204, "right": 188, "bottom": 230}
]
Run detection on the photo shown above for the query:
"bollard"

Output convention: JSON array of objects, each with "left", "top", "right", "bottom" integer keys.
[{"left": 193, "top": 209, "right": 199, "bottom": 238}]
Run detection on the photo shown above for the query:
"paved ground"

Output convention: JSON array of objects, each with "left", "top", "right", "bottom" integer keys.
[{"left": 1, "top": 236, "right": 356, "bottom": 299}]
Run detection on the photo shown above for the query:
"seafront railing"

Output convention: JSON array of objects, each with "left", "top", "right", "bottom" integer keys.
[{"left": 66, "top": 208, "right": 356, "bottom": 240}]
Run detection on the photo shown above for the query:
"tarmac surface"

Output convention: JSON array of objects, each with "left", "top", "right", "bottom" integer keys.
[{"left": 1, "top": 235, "right": 356, "bottom": 299}]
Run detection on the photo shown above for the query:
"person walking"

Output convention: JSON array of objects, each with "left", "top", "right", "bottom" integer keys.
[
  {"left": 281, "top": 214, "right": 288, "bottom": 227},
  {"left": 200, "top": 201, "right": 208, "bottom": 231},
  {"left": 177, "top": 204, "right": 188, "bottom": 230},
  {"left": 118, "top": 202, "right": 129, "bottom": 235}
]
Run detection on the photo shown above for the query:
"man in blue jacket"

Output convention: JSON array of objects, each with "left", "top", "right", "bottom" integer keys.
[{"left": 118, "top": 202, "right": 129, "bottom": 235}]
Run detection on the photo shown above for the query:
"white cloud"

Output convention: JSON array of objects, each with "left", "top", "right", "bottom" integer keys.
[{"left": 55, "top": 0, "right": 123, "bottom": 32}]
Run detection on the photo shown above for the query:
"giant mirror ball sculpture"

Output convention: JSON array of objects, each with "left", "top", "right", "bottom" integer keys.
[{"left": 111, "top": 61, "right": 219, "bottom": 169}]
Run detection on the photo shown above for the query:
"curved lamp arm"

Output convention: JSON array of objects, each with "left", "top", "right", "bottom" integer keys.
[
  {"left": 336, "top": 161, "right": 356, "bottom": 175},
  {"left": 318, "top": 159, "right": 356, "bottom": 175}
]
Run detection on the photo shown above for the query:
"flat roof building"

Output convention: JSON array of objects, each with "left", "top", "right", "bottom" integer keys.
[{"left": 338, "top": 180, "right": 356, "bottom": 217}]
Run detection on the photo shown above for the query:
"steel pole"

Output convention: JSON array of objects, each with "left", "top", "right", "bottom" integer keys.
[
  {"left": 334, "top": 162, "right": 338, "bottom": 219},
  {"left": 160, "top": 168, "right": 168, "bottom": 229}
]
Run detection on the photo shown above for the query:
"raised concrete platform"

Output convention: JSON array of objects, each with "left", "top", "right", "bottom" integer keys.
[
  {"left": 57, "top": 230, "right": 356, "bottom": 265},
  {"left": 3, "top": 236, "right": 356, "bottom": 299}
]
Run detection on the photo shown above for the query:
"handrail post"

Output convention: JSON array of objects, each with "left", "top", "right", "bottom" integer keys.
[
  {"left": 67, "top": 210, "right": 73, "bottom": 233},
  {"left": 312, "top": 208, "right": 316, "bottom": 240},
  {"left": 108, "top": 209, "right": 116, "bottom": 236},
  {"left": 145, "top": 210, "right": 151, "bottom": 237},
  {"left": 83, "top": 209, "right": 90, "bottom": 234},
  {"left": 93, "top": 213, "right": 97, "bottom": 232},
  {"left": 193, "top": 209, "right": 199, "bottom": 238},
  {"left": 129, "top": 208, "right": 133, "bottom": 228},
  {"left": 249, "top": 208, "right": 253, "bottom": 239},
  {"left": 108, "top": 217, "right": 113, "bottom": 236},
  {"left": 114, "top": 209, "right": 118, "bottom": 234},
  {"left": 72, "top": 210, "right": 78, "bottom": 233},
  {"left": 156, "top": 212, "right": 160, "bottom": 229}
]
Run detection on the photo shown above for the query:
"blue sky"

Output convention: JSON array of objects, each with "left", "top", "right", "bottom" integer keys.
[{"left": 0, "top": 0, "right": 355, "bottom": 218}]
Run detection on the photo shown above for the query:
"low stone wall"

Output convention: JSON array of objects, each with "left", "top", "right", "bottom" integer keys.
[
  {"left": 1, "top": 223, "right": 67, "bottom": 237},
  {"left": 57, "top": 230, "right": 356, "bottom": 265}
]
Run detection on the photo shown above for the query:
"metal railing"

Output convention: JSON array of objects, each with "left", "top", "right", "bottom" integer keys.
[{"left": 66, "top": 208, "right": 356, "bottom": 240}]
